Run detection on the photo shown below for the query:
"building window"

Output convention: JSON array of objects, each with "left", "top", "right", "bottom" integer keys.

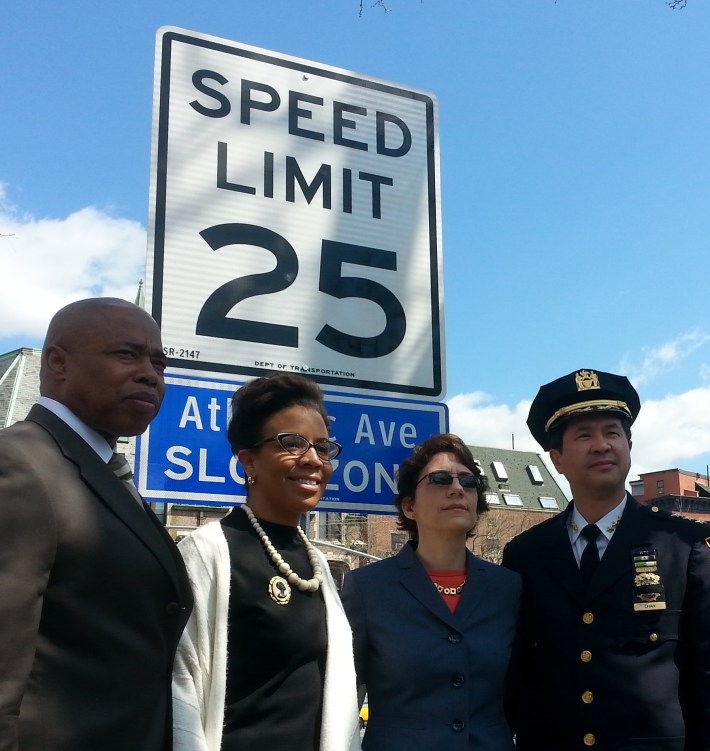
[
  {"left": 485, "top": 492, "right": 500, "bottom": 505},
  {"left": 539, "top": 496, "right": 559, "bottom": 510},
  {"left": 527, "top": 464, "right": 544, "bottom": 485},
  {"left": 657, "top": 480, "right": 664, "bottom": 495},
  {"left": 491, "top": 461, "right": 509, "bottom": 482},
  {"left": 502, "top": 493, "right": 523, "bottom": 506},
  {"left": 630, "top": 480, "right": 644, "bottom": 497}
]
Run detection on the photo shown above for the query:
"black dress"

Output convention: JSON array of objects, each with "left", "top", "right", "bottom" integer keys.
[{"left": 220, "top": 508, "right": 327, "bottom": 751}]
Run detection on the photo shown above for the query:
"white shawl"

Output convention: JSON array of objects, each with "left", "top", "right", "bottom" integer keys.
[{"left": 172, "top": 521, "right": 361, "bottom": 751}]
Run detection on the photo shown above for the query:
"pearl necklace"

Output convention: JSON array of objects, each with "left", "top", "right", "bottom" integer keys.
[
  {"left": 434, "top": 580, "right": 466, "bottom": 596},
  {"left": 242, "top": 504, "right": 324, "bottom": 594}
]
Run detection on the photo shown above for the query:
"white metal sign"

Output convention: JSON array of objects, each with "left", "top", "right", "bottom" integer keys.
[{"left": 146, "top": 27, "right": 444, "bottom": 398}]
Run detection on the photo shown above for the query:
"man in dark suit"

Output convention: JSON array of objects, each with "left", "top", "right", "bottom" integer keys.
[
  {"left": 0, "top": 298, "right": 193, "bottom": 751},
  {"left": 502, "top": 369, "right": 710, "bottom": 751}
]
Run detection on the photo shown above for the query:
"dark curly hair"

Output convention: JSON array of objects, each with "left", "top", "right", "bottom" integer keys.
[
  {"left": 227, "top": 373, "right": 330, "bottom": 455},
  {"left": 394, "top": 433, "right": 489, "bottom": 543}
]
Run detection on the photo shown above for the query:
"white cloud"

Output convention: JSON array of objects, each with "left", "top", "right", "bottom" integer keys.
[
  {"left": 630, "top": 387, "right": 710, "bottom": 478},
  {"left": 446, "top": 391, "right": 535, "bottom": 453},
  {"left": 0, "top": 193, "right": 147, "bottom": 340},
  {"left": 446, "top": 386, "right": 710, "bottom": 500},
  {"left": 620, "top": 330, "right": 710, "bottom": 387},
  {"left": 446, "top": 391, "right": 572, "bottom": 497}
]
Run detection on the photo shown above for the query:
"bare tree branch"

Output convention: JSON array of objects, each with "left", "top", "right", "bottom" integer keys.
[{"left": 359, "top": 0, "right": 392, "bottom": 17}]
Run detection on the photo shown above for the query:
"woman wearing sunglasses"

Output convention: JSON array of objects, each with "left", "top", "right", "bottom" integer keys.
[
  {"left": 341, "top": 433, "right": 521, "bottom": 751},
  {"left": 172, "top": 373, "right": 361, "bottom": 751}
]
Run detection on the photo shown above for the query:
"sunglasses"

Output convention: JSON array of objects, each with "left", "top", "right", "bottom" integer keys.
[
  {"left": 416, "top": 471, "right": 483, "bottom": 490},
  {"left": 252, "top": 432, "right": 342, "bottom": 461}
]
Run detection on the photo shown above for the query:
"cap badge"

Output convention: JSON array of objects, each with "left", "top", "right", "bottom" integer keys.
[{"left": 575, "top": 370, "right": 601, "bottom": 392}]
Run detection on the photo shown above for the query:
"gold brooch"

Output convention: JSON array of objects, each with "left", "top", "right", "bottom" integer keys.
[{"left": 269, "top": 576, "right": 292, "bottom": 605}]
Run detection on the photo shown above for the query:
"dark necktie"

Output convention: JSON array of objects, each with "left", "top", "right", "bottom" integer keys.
[
  {"left": 108, "top": 452, "right": 144, "bottom": 509},
  {"left": 579, "top": 524, "right": 602, "bottom": 585}
]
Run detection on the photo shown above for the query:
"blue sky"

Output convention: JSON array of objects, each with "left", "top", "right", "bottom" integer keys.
[{"left": 2, "top": 0, "right": 709, "bottom": 488}]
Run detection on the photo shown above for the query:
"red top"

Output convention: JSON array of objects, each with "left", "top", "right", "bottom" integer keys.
[{"left": 429, "top": 569, "right": 467, "bottom": 613}]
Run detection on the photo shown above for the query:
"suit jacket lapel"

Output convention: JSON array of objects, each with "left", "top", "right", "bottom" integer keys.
[
  {"left": 451, "top": 551, "right": 492, "bottom": 623},
  {"left": 27, "top": 404, "right": 184, "bottom": 595}
]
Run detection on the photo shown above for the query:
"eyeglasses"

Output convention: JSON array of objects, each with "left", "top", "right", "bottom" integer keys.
[
  {"left": 416, "top": 471, "right": 483, "bottom": 490},
  {"left": 252, "top": 432, "right": 342, "bottom": 461}
]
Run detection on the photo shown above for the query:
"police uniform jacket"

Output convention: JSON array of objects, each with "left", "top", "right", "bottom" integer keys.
[
  {"left": 502, "top": 495, "right": 710, "bottom": 751},
  {"left": 341, "top": 541, "right": 521, "bottom": 751}
]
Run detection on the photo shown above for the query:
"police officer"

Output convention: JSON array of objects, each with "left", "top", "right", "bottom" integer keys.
[{"left": 502, "top": 369, "right": 710, "bottom": 751}]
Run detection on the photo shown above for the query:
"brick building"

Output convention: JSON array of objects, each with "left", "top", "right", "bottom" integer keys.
[{"left": 630, "top": 468, "right": 710, "bottom": 522}]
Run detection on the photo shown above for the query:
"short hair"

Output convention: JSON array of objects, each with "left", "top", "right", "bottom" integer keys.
[
  {"left": 394, "top": 433, "right": 489, "bottom": 544},
  {"left": 227, "top": 373, "right": 330, "bottom": 455},
  {"left": 39, "top": 297, "right": 143, "bottom": 392},
  {"left": 548, "top": 414, "right": 632, "bottom": 453}
]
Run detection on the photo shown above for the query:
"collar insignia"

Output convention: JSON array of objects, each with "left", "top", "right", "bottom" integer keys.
[{"left": 569, "top": 514, "right": 621, "bottom": 535}]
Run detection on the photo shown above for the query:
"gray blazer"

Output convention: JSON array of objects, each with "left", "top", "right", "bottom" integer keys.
[
  {"left": 0, "top": 405, "right": 193, "bottom": 751},
  {"left": 341, "top": 542, "right": 521, "bottom": 751}
]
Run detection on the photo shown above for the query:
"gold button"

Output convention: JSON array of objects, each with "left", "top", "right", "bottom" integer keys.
[
  {"left": 649, "top": 633, "right": 659, "bottom": 642},
  {"left": 582, "top": 612, "right": 594, "bottom": 624},
  {"left": 584, "top": 733, "right": 596, "bottom": 746},
  {"left": 582, "top": 690, "right": 594, "bottom": 704},
  {"left": 580, "top": 650, "right": 592, "bottom": 662}
]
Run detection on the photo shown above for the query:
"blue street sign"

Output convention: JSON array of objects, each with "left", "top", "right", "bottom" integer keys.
[{"left": 136, "top": 374, "right": 448, "bottom": 514}]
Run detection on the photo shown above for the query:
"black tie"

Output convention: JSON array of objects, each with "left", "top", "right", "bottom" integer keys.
[{"left": 579, "top": 524, "right": 602, "bottom": 585}]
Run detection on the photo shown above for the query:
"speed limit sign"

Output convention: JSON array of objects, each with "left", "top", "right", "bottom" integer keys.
[{"left": 146, "top": 27, "right": 444, "bottom": 399}]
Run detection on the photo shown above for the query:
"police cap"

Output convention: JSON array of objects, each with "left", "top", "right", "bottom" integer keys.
[{"left": 527, "top": 369, "right": 640, "bottom": 450}]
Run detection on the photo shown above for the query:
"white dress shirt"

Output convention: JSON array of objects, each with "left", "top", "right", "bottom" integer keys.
[{"left": 568, "top": 495, "right": 626, "bottom": 566}]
